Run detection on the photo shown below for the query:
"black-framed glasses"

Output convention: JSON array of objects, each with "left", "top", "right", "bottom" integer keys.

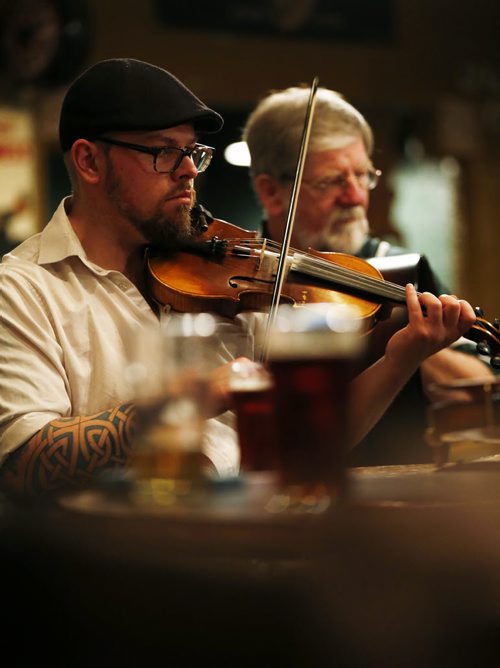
[{"left": 97, "top": 137, "right": 215, "bottom": 174}]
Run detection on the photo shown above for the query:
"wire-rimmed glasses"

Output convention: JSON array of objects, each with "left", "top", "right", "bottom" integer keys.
[{"left": 282, "top": 168, "right": 382, "bottom": 195}]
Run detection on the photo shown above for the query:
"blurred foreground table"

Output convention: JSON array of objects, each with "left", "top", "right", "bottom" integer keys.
[{"left": 4, "top": 462, "right": 500, "bottom": 666}]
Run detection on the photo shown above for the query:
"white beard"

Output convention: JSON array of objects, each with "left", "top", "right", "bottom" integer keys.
[{"left": 304, "top": 206, "right": 370, "bottom": 254}]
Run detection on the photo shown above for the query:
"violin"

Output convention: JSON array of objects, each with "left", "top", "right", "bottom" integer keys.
[
  {"left": 146, "top": 215, "right": 500, "bottom": 367},
  {"left": 148, "top": 217, "right": 382, "bottom": 326},
  {"left": 148, "top": 79, "right": 499, "bottom": 366}
]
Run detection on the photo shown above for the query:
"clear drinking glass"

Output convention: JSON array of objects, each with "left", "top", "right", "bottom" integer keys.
[
  {"left": 425, "top": 378, "right": 500, "bottom": 466},
  {"left": 125, "top": 312, "right": 223, "bottom": 503}
]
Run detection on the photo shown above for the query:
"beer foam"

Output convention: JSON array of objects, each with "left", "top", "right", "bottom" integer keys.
[
  {"left": 265, "top": 303, "right": 367, "bottom": 360},
  {"left": 230, "top": 375, "right": 273, "bottom": 392},
  {"left": 267, "top": 329, "right": 365, "bottom": 359},
  {"left": 229, "top": 360, "right": 273, "bottom": 391}
]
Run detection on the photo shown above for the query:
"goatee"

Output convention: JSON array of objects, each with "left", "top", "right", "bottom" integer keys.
[{"left": 141, "top": 204, "right": 195, "bottom": 249}]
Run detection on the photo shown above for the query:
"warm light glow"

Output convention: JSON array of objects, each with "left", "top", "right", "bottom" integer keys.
[{"left": 224, "top": 141, "right": 251, "bottom": 167}]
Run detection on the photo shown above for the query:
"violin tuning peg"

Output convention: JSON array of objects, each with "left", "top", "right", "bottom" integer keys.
[
  {"left": 494, "top": 318, "right": 500, "bottom": 330},
  {"left": 474, "top": 306, "right": 485, "bottom": 318},
  {"left": 491, "top": 355, "right": 500, "bottom": 370},
  {"left": 477, "top": 341, "right": 492, "bottom": 357}
]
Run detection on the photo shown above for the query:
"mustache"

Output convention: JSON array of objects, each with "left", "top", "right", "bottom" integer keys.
[{"left": 332, "top": 205, "right": 366, "bottom": 223}]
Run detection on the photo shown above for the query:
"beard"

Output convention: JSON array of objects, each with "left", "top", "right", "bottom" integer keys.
[
  {"left": 104, "top": 163, "right": 197, "bottom": 248},
  {"left": 310, "top": 206, "right": 370, "bottom": 255},
  {"left": 132, "top": 201, "right": 195, "bottom": 249}
]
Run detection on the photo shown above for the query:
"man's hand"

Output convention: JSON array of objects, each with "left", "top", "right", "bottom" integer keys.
[
  {"left": 385, "top": 284, "right": 477, "bottom": 369},
  {"left": 208, "top": 357, "right": 256, "bottom": 415}
]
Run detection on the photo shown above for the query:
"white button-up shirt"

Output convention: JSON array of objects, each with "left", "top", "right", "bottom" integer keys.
[{"left": 0, "top": 198, "right": 241, "bottom": 476}]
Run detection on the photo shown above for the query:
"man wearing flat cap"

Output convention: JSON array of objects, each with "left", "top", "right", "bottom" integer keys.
[
  {"left": 0, "top": 58, "right": 241, "bottom": 496},
  {"left": 0, "top": 58, "right": 477, "bottom": 497}
]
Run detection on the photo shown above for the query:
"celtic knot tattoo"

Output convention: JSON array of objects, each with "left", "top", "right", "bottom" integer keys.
[{"left": 2, "top": 403, "right": 136, "bottom": 496}]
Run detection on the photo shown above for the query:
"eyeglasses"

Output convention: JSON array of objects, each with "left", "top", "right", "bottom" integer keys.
[
  {"left": 97, "top": 137, "right": 215, "bottom": 174},
  {"left": 283, "top": 168, "right": 382, "bottom": 194}
]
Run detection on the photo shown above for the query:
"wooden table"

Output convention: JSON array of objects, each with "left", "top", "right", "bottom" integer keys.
[{"left": 4, "top": 462, "right": 500, "bottom": 666}]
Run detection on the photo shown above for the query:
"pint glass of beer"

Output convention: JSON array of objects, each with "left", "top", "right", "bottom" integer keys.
[
  {"left": 266, "top": 303, "right": 365, "bottom": 507},
  {"left": 230, "top": 359, "right": 278, "bottom": 473}
]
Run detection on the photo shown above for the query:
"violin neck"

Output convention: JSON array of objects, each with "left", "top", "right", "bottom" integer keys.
[
  {"left": 291, "top": 253, "right": 408, "bottom": 305},
  {"left": 290, "top": 252, "right": 500, "bottom": 365}
]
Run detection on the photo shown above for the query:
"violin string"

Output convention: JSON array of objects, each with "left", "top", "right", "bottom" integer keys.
[
  {"left": 228, "top": 238, "right": 407, "bottom": 299},
  {"left": 226, "top": 238, "right": 410, "bottom": 304},
  {"left": 291, "top": 254, "right": 409, "bottom": 303},
  {"left": 225, "top": 241, "right": 500, "bottom": 355}
]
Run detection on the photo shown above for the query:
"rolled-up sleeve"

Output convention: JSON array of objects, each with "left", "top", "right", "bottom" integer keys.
[{"left": 0, "top": 267, "right": 70, "bottom": 463}]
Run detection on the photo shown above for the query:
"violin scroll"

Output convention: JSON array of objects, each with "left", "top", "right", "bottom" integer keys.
[{"left": 467, "top": 309, "right": 500, "bottom": 368}]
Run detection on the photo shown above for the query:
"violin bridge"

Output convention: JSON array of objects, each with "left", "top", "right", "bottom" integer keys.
[
  {"left": 256, "top": 238, "right": 267, "bottom": 271},
  {"left": 256, "top": 246, "right": 289, "bottom": 282}
]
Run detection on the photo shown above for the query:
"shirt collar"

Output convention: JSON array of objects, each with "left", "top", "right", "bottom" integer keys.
[
  {"left": 37, "top": 197, "right": 147, "bottom": 280},
  {"left": 38, "top": 197, "right": 87, "bottom": 265}
]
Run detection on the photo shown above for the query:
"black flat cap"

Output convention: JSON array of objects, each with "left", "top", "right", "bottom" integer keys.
[{"left": 59, "top": 58, "right": 223, "bottom": 151}]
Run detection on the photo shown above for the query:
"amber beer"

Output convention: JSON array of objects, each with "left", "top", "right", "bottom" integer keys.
[
  {"left": 126, "top": 312, "right": 221, "bottom": 490},
  {"left": 269, "top": 356, "right": 354, "bottom": 488},
  {"left": 130, "top": 374, "right": 211, "bottom": 486},
  {"left": 230, "top": 361, "right": 279, "bottom": 472},
  {"left": 132, "top": 412, "right": 207, "bottom": 483},
  {"left": 267, "top": 304, "right": 365, "bottom": 499}
]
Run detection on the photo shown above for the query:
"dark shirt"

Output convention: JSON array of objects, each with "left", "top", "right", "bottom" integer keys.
[
  {"left": 355, "top": 236, "right": 452, "bottom": 465},
  {"left": 355, "top": 236, "right": 446, "bottom": 465}
]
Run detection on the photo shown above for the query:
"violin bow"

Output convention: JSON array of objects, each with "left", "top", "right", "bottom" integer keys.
[{"left": 260, "top": 76, "right": 319, "bottom": 363}]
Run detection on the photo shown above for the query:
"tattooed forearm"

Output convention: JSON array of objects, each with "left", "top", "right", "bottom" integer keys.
[{"left": 0, "top": 403, "right": 136, "bottom": 497}]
